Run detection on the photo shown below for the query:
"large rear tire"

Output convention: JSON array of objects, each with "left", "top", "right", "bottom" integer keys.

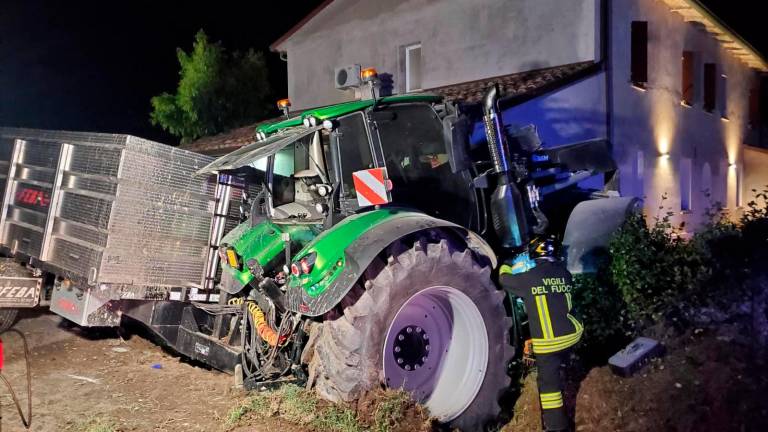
[
  {"left": 308, "top": 237, "right": 513, "bottom": 430},
  {"left": 0, "top": 308, "right": 19, "bottom": 333}
]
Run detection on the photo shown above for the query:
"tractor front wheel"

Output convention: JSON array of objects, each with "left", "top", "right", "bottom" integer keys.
[{"left": 308, "top": 237, "right": 513, "bottom": 430}]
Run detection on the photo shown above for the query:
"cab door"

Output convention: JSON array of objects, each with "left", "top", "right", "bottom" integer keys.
[{"left": 330, "top": 112, "right": 378, "bottom": 216}]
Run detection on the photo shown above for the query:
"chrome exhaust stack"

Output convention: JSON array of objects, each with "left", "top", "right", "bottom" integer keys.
[{"left": 482, "top": 84, "right": 529, "bottom": 249}]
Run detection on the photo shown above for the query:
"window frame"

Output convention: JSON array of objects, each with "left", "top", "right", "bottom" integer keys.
[
  {"left": 331, "top": 111, "right": 378, "bottom": 214},
  {"left": 404, "top": 43, "right": 423, "bottom": 93}
]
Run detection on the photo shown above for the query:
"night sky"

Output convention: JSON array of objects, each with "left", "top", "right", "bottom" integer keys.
[{"left": 0, "top": 0, "right": 764, "bottom": 145}]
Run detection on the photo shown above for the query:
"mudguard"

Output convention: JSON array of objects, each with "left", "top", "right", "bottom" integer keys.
[
  {"left": 286, "top": 209, "right": 496, "bottom": 317},
  {"left": 562, "top": 197, "right": 642, "bottom": 274}
]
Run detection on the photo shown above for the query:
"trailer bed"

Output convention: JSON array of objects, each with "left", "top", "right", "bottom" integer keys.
[{"left": 0, "top": 129, "right": 217, "bottom": 310}]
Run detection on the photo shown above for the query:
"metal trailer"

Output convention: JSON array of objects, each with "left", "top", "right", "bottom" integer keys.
[{"left": 0, "top": 128, "right": 249, "bottom": 370}]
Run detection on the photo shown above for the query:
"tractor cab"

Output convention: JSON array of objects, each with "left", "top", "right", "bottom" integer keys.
[
  {"left": 199, "top": 125, "right": 334, "bottom": 225},
  {"left": 198, "top": 93, "right": 470, "bottom": 229}
]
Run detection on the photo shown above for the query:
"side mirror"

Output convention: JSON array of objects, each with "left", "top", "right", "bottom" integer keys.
[
  {"left": 443, "top": 114, "right": 472, "bottom": 173},
  {"left": 249, "top": 189, "right": 268, "bottom": 226}
]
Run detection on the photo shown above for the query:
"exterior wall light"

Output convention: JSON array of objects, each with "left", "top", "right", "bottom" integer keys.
[{"left": 660, "top": 153, "right": 671, "bottom": 160}]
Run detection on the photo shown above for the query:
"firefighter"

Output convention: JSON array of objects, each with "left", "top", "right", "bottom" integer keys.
[{"left": 499, "top": 237, "right": 582, "bottom": 432}]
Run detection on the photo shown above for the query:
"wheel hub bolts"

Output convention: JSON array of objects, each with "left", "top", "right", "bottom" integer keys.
[{"left": 392, "top": 325, "right": 430, "bottom": 371}]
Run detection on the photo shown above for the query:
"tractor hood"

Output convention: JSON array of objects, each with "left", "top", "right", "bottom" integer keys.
[{"left": 196, "top": 125, "right": 322, "bottom": 175}]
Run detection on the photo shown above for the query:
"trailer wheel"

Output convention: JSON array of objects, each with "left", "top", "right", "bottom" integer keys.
[
  {"left": 0, "top": 308, "right": 19, "bottom": 333},
  {"left": 309, "top": 237, "right": 513, "bottom": 430}
]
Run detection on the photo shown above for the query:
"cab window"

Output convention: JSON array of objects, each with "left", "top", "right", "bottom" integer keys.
[
  {"left": 272, "top": 137, "right": 310, "bottom": 207},
  {"left": 374, "top": 104, "right": 476, "bottom": 226},
  {"left": 335, "top": 113, "right": 374, "bottom": 199}
]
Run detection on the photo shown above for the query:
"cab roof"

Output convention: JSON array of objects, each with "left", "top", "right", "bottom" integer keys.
[{"left": 257, "top": 93, "right": 442, "bottom": 135}]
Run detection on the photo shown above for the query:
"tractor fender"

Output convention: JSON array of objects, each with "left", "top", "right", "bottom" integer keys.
[
  {"left": 286, "top": 210, "right": 497, "bottom": 317},
  {"left": 562, "top": 196, "right": 642, "bottom": 274}
]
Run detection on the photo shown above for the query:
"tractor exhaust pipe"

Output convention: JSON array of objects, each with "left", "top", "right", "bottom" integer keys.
[
  {"left": 482, "top": 84, "right": 512, "bottom": 175},
  {"left": 482, "top": 84, "right": 529, "bottom": 249}
]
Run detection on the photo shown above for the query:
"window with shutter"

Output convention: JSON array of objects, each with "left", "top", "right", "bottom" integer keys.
[
  {"left": 631, "top": 21, "right": 648, "bottom": 86},
  {"left": 681, "top": 51, "right": 695, "bottom": 105},
  {"left": 703, "top": 63, "right": 716, "bottom": 112}
]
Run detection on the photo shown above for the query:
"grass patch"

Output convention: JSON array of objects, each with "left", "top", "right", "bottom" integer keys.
[
  {"left": 275, "top": 384, "right": 319, "bottom": 424},
  {"left": 372, "top": 390, "right": 411, "bottom": 432},
  {"left": 224, "top": 385, "right": 425, "bottom": 432},
  {"left": 226, "top": 392, "right": 271, "bottom": 425},
  {"left": 313, "top": 406, "right": 363, "bottom": 432},
  {"left": 69, "top": 416, "right": 118, "bottom": 432}
]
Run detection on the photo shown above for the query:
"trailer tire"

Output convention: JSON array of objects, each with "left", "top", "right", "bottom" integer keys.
[
  {"left": 0, "top": 308, "right": 19, "bottom": 333},
  {"left": 309, "top": 237, "right": 513, "bottom": 430}
]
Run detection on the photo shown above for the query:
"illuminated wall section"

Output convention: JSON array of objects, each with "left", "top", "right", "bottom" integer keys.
[{"left": 611, "top": 0, "right": 760, "bottom": 228}]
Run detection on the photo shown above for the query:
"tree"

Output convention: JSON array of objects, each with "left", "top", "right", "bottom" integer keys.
[{"left": 150, "top": 30, "right": 272, "bottom": 143}]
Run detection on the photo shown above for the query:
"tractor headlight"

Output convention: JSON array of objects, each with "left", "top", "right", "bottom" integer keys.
[
  {"left": 292, "top": 252, "right": 317, "bottom": 276},
  {"left": 322, "top": 119, "right": 336, "bottom": 131}
]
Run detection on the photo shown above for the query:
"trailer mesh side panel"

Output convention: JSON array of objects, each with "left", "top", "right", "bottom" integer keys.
[
  {"left": 1, "top": 139, "right": 61, "bottom": 256},
  {"left": 0, "top": 128, "right": 216, "bottom": 295},
  {"left": 97, "top": 137, "right": 215, "bottom": 288}
]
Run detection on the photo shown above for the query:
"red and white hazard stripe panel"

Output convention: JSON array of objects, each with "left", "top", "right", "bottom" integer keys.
[{"left": 352, "top": 167, "right": 392, "bottom": 207}]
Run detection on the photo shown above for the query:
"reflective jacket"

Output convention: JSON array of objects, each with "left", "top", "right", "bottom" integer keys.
[{"left": 499, "top": 259, "right": 583, "bottom": 354}]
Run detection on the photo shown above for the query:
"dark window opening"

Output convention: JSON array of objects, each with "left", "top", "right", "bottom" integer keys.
[
  {"left": 749, "top": 84, "right": 760, "bottom": 128},
  {"left": 682, "top": 51, "right": 695, "bottom": 105},
  {"left": 631, "top": 21, "right": 648, "bottom": 85},
  {"left": 703, "top": 63, "right": 716, "bottom": 112}
]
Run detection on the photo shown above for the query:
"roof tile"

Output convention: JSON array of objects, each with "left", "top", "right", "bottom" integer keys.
[{"left": 182, "top": 61, "right": 595, "bottom": 155}]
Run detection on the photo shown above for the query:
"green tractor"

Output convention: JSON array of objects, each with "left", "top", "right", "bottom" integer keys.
[{"left": 199, "top": 80, "right": 637, "bottom": 430}]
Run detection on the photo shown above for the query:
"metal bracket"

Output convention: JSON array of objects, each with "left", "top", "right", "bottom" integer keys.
[
  {"left": 40, "top": 143, "right": 73, "bottom": 261},
  {"left": 0, "top": 139, "right": 24, "bottom": 247},
  {"left": 202, "top": 173, "right": 234, "bottom": 290}
]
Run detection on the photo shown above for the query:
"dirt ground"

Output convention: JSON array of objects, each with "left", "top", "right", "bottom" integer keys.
[
  {"left": 1, "top": 311, "right": 243, "bottom": 432},
  {"left": 505, "top": 327, "right": 768, "bottom": 432},
  {"left": 3, "top": 310, "right": 767, "bottom": 432}
]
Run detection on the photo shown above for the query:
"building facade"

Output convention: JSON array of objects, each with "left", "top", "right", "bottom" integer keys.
[
  {"left": 188, "top": 0, "right": 767, "bottom": 229},
  {"left": 270, "top": 0, "right": 600, "bottom": 111}
]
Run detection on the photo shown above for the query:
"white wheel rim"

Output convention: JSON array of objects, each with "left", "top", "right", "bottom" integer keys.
[{"left": 382, "top": 286, "right": 489, "bottom": 422}]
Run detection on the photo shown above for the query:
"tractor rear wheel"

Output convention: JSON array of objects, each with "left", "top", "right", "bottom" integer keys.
[{"left": 308, "top": 237, "right": 513, "bottom": 430}]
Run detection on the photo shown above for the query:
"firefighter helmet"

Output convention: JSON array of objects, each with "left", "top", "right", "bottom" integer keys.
[{"left": 529, "top": 236, "right": 558, "bottom": 260}]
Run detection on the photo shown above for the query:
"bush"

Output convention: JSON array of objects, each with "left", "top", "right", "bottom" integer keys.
[
  {"left": 570, "top": 189, "right": 768, "bottom": 361},
  {"left": 597, "top": 189, "right": 768, "bottom": 335},
  {"left": 609, "top": 206, "right": 710, "bottom": 328},
  {"left": 571, "top": 272, "right": 632, "bottom": 361}
]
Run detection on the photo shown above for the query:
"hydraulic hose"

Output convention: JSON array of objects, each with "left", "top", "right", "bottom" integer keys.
[
  {"left": 229, "top": 298, "right": 282, "bottom": 346},
  {"left": 0, "top": 329, "right": 32, "bottom": 430}
]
